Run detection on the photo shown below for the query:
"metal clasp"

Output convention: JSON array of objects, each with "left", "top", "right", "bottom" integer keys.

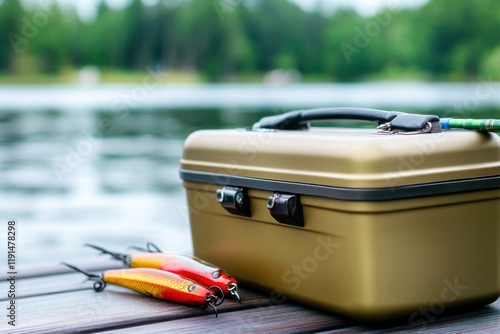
[
  {"left": 216, "top": 186, "right": 251, "bottom": 217},
  {"left": 267, "top": 193, "right": 304, "bottom": 227},
  {"left": 377, "top": 121, "right": 441, "bottom": 135}
]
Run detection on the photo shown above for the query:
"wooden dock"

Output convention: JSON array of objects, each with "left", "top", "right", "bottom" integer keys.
[{"left": 1, "top": 259, "right": 500, "bottom": 333}]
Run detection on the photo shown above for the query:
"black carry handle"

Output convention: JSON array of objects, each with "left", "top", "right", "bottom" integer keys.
[{"left": 252, "top": 107, "right": 439, "bottom": 131}]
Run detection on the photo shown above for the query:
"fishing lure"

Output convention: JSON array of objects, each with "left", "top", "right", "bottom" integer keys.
[
  {"left": 85, "top": 243, "right": 241, "bottom": 302},
  {"left": 62, "top": 263, "right": 223, "bottom": 317}
]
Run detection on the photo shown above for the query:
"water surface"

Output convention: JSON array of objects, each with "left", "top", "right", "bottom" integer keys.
[{"left": 1, "top": 83, "right": 498, "bottom": 266}]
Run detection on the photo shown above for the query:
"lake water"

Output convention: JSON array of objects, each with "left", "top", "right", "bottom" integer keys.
[{"left": 0, "top": 83, "right": 499, "bottom": 267}]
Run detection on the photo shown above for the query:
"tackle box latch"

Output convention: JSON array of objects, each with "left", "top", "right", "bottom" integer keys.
[
  {"left": 216, "top": 186, "right": 251, "bottom": 217},
  {"left": 267, "top": 193, "right": 304, "bottom": 227}
]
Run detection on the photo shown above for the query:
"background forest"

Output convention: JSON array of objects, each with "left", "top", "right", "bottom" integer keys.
[{"left": 1, "top": 0, "right": 499, "bottom": 83}]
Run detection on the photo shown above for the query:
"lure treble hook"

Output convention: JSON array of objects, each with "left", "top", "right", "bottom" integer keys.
[
  {"left": 227, "top": 283, "right": 241, "bottom": 303},
  {"left": 205, "top": 286, "right": 225, "bottom": 318},
  {"left": 146, "top": 242, "right": 162, "bottom": 253},
  {"left": 84, "top": 243, "right": 130, "bottom": 265},
  {"left": 61, "top": 262, "right": 106, "bottom": 292},
  {"left": 128, "top": 242, "right": 162, "bottom": 253},
  {"left": 210, "top": 285, "right": 225, "bottom": 306}
]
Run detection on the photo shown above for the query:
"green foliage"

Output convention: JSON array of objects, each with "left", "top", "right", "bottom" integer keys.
[
  {"left": 481, "top": 46, "right": 500, "bottom": 80},
  {"left": 0, "top": 0, "right": 24, "bottom": 72},
  {"left": 0, "top": 0, "right": 498, "bottom": 81}
]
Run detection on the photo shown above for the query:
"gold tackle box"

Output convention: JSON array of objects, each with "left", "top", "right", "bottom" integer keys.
[{"left": 180, "top": 108, "right": 500, "bottom": 321}]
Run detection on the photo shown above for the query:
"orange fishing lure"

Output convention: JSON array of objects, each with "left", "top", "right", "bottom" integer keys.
[
  {"left": 85, "top": 243, "right": 241, "bottom": 302},
  {"left": 62, "top": 263, "right": 223, "bottom": 317}
]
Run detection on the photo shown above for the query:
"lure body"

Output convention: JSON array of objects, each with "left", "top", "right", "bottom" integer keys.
[
  {"left": 103, "top": 268, "right": 212, "bottom": 306},
  {"left": 129, "top": 252, "right": 236, "bottom": 296},
  {"left": 85, "top": 243, "right": 240, "bottom": 301},
  {"left": 62, "top": 263, "right": 223, "bottom": 316}
]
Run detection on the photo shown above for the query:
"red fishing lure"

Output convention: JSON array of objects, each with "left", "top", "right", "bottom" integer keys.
[
  {"left": 62, "top": 263, "right": 223, "bottom": 317},
  {"left": 85, "top": 243, "right": 241, "bottom": 302}
]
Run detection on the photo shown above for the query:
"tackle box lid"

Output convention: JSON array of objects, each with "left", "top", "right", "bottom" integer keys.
[{"left": 180, "top": 109, "right": 500, "bottom": 201}]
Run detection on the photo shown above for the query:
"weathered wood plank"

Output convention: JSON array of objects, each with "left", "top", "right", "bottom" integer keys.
[
  {"left": 2, "top": 260, "right": 499, "bottom": 334},
  {"left": 98, "top": 299, "right": 500, "bottom": 334},
  {"left": 2, "top": 283, "right": 273, "bottom": 333},
  {"left": 0, "top": 258, "right": 126, "bottom": 280},
  {"left": 318, "top": 300, "right": 500, "bottom": 333},
  {"left": 0, "top": 260, "right": 127, "bottom": 301},
  {"left": 99, "top": 303, "right": 350, "bottom": 334},
  {"left": 3, "top": 289, "right": 191, "bottom": 334},
  {"left": 0, "top": 273, "right": 88, "bottom": 301}
]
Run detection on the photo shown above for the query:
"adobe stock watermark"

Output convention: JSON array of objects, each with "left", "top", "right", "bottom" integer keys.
[
  {"left": 185, "top": 126, "right": 277, "bottom": 220},
  {"left": 449, "top": 75, "right": 498, "bottom": 118},
  {"left": 178, "top": 128, "right": 268, "bottom": 223},
  {"left": 179, "top": 130, "right": 276, "bottom": 224},
  {"left": 231, "top": 235, "right": 340, "bottom": 332},
  {"left": 409, "top": 277, "right": 467, "bottom": 328},
  {"left": 231, "top": 288, "right": 287, "bottom": 333},
  {"left": 180, "top": 106, "right": 288, "bottom": 221},
  {"left": 51, "top": 68, "right": 166, "bottom": 182},
  {"left": 180, "top": 161, "right": 243, "bottom": 222},
  {"left": 281, "top": 235, "right": 340, "bottom": 291},
  {"left": 8, "top": 0, "right": 70, "bottom": 54},
  {"left": 66, "top": 292, "right": 114, "bottom": 333},
  {"left": 213, "top": 0, "right": 240, "bottom": 21},
  {"left": 385, "top": 75, "right": 498, "bottom": 190},
  {"left": 340, "top": 2, "right": 400, "bottom": 63},
  {"left": 237, "top": 129, "right": 275, "bottom": 163}
]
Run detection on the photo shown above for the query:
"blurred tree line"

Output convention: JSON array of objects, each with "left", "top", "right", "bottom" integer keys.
[{"left": 0, "top": 0, "right": 499, "bottom": 81}]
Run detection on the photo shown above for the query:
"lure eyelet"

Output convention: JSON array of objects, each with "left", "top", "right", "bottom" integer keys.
[
  {"left": 92, "top": 280, "right": 106, "bottom": 292},
  {"left": 204, "top": 290, "right": 222, "bottom": 318},
  {"left": 227, "top": 282, "right": 237, "bottom": 291},
  {"left": 209, "top": 285, "right": 225, "bottom": 306},
  {"left": 61, "top": 262, "right": 107, "bottom": 292},
  {"left": 227, "top": 282, "right": 241, "bottom": 303}
]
